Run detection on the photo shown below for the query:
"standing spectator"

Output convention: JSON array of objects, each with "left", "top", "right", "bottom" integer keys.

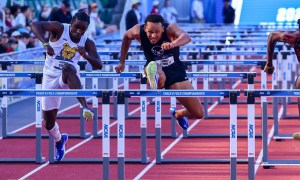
[
  {"left": 223, "top": 0, "right": 235, "bottom": 24},
  {"left": 150, "top": 0, "right": 160, "bottom": 14},
  {"left": 50, "top": 0, "right": 72, "bottom": 23},
  {"left": 126, "top": 0, "right": 142, "bottom": 30},
  {"left": 39, "top": 4, "right": 52, "bottom": 21},
  {"left": 191, "top": 0, "right": 205, "bottom": 23},
  {"left": 160, "top": 0, "right": 178, "bottom": 23}
]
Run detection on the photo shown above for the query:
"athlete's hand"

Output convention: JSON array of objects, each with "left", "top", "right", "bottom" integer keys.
[
  {"left": 115, "top": 62, "right": 125, "bottom": 73},
  {"left": 161, "top": 42, "right": 176, "bottom": 50},
  {"left": 44, "top": 45, "right": 55, "bottom": 56},
  {"left": 76, "top": 46, "right": 88, "bottom": 59},
  {"left": 264, "top": 64, "right": 275, "bottom": 74}
]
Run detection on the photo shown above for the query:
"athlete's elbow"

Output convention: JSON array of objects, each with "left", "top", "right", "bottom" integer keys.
[
  {"left": 185, "top": 34, "right": 192, "bottom": 43},
  {"left": 97, "top": 62, "right": 103, "bottom": 70}
]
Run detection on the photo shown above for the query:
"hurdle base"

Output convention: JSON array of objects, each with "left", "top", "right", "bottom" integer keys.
[
  {"left": 205, "top": 115, "right": 273, "bottom": 119},
  {"left": 261, "top": 160, "right": 300, "bottom": 166},
  {"left": 183, "top": 133, "right": 262, "bottom": 138},
  {"left": 158, "top": 158, "right": 248, "bottom": 164},
  {"left": 126, "top": 115, "right": 172, "bottom": 119},
  {"left": 52, "top": 158, "right": 147, "bottom": 164},
  {"left": 281, "top": 115, "right": 300, "bottom": 119},
  {"left": 94, "top": 133, "right": 176, "bottom": 138},
  {"left": 273, "top": 134, "right": 294, "bottom": 140},
  {"left": 0, "top": 157, "right": 46, "bottom": 164},
  {"left": 4, "top": 133, "right": 92, "bottom": 139}
]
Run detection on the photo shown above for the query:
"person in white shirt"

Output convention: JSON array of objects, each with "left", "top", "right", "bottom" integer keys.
[
  {"left": 191, "top": 0, "right": 205, "bottom": 23},
  {"left": 160, "top": 0, "right": 178, "bottom": 23},
  {"left": 30, "top": 12, "right": 102, "bottom": 162}
]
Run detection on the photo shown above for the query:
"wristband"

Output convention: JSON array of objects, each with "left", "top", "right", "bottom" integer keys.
[{"left": 43, "top": 42, "right": 50, "bottom": 46}]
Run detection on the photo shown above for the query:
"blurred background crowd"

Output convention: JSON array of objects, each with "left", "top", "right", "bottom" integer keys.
[{"left": 0, "top": 0, "right": 238, "bottom": 54}]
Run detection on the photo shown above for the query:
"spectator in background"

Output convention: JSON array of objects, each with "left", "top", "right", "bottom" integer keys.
[
  {"left": 39, "top": 4, "right": 52, "bottom": 21},
  {"left": 150, "top": 0, "right": 160, "bottom": 14},
  {"left": 223, "top": 0, "right": 235, "bottom": 24},
  {"left": 11, "top": 31, "right": 29, "bottom": 51},
  {"left": 6, "top": 39, "right": 18, "bottom": 52},
  {"left": 160, "top": 0, "right": 177, "bottom": 23},
  {"left": 71, "top": 1, "right": 88, "bottom": 16},
  {"left": 10, "top": 4, "right": 23, "bottom": 28},
  {"left": 5, "top": 8, "right": 13, "bottom": 29},
  {"left": 90, "top": 3, "right": 117, "bottom": 35},
  {"left": 0, "top": 33, "right": 9, "bottom": 54},
  {"left": 191, "top": 0, "right": 205, "bottom": 23},
  {"left": 126, "top": 0, "right": 142, "bottom": 30},
  {"left": 50, "top": 0, "right": 72, "bottom": 23}
]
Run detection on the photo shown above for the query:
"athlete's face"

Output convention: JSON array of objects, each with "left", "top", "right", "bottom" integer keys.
[
  {"left": 144, "top": 22, "right": 164, "bottom": 44},
  {"left": 70, "top": 19, "right": 89, "bottom": 40}
]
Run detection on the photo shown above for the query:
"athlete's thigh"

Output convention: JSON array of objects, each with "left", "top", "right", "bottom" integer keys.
[
  {"left": 295, "top": 75, "right": 300, "bottom": 89},
  {"left": 42, "top": 76, "right": 62, "bottom": 111},
  {"left": 169, "top": 80, "right": 202, "bottom": 112}
]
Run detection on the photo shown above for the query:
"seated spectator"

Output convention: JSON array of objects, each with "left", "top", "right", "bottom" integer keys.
[
  {"left": 0, "top": 33, "right": 9, "bottom": 54},
  {"left": 6, "top": 39, "right": 18, "bottom": 52},
  {"left": 4, "top": 8, "right": 13, "bottom": 30}
]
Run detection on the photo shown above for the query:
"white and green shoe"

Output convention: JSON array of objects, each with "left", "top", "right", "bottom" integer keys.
[
  {"left": 83, "top": 108, "right": 94, "bottom": 121},
  {"left": 293, "top": 132, "right": 300, "bottom": 140},
  {"left": 146, "top": 61, "right": 158, "bottom": 89}
]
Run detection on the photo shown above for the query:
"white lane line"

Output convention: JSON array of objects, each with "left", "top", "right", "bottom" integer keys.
[
  {"left": 18, "top": 101, "right": 150, "bottom": 179},
  {"left": 254, "top": 106, "right": 284, "bottom": 174}
]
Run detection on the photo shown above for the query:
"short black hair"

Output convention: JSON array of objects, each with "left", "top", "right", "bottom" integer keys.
[
  {"left": 144, "top": 14, "right": 164, "bottom": 25},
  {"left": 72, "top": 12, "right": 90, "bottom": 25}
]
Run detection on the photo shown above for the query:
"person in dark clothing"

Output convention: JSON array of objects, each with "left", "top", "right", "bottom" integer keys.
[
  {"left": 222, "top": 0, "right": 235, "bottom": 24},
  {"left": 115, "top": 14, "right": 204, "bottom": 130},
  {"left": 125, "top": 0, "right": 142, "bottom": 30},
  {"left": 50, "top": 0, "right": 72, "bottom": 23},
  {"left": 264, "top": 19, "right": 300, "bottom": 140}
]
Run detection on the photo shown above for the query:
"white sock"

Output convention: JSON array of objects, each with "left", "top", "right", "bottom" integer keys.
[{"left": 48, "top": 122, "right": 62, "bottom": 142}]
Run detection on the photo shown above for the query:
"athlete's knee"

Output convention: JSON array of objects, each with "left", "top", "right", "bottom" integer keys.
[
  {"left": 193, "top": 107, "right": 205, "bottom": 119},
  {"left": 296, "top": 76, "right": 300, "bottom": 89},
  {"left": 62, "top": 63, "right": 77, "bottom": 76},
  {"left": 194, "top": 111, "right": 204, "bottom": 119},
  {"left": 44, "top": 120, "right": 55, "bottom": 130}
]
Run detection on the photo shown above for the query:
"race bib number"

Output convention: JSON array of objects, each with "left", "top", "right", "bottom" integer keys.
[
  {"left": 53, "top": 56, "right": 74, "bottom": 70},
  {"left": 156, "top": 56, "right": 175, "bottom": 67}
]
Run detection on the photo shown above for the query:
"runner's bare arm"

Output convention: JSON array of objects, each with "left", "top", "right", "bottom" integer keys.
[
  {"left": 166, "top": 23, "right": 191, "bottom": 47},
  {"left": 29, "top": 21, "right": 63, "bottom": 44},
  {"left": 82, "top": 38, "right": 102, "bottom": 70},
  {"left": 119, "top": 24, "right": 141, "bottom": 64}
]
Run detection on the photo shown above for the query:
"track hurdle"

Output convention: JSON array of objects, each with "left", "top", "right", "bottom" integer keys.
[
  {"left": 244, "top": 90, "right": 300, "bottom": 168},
  {"left": 116, "top": 89, "right": 241, "bottom": 180},
  {"left": 0, "top": 72, "right": 91, "bottom": 139}
]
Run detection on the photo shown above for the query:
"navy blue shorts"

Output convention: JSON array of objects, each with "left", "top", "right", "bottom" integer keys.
[{"left": 162, "top": 61, "right": 188, "bottom": 89}]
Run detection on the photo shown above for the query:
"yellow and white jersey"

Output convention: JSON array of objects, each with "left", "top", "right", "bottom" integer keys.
[{"left": 43, "top": 23, "right": 88, "bottom": 78}]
